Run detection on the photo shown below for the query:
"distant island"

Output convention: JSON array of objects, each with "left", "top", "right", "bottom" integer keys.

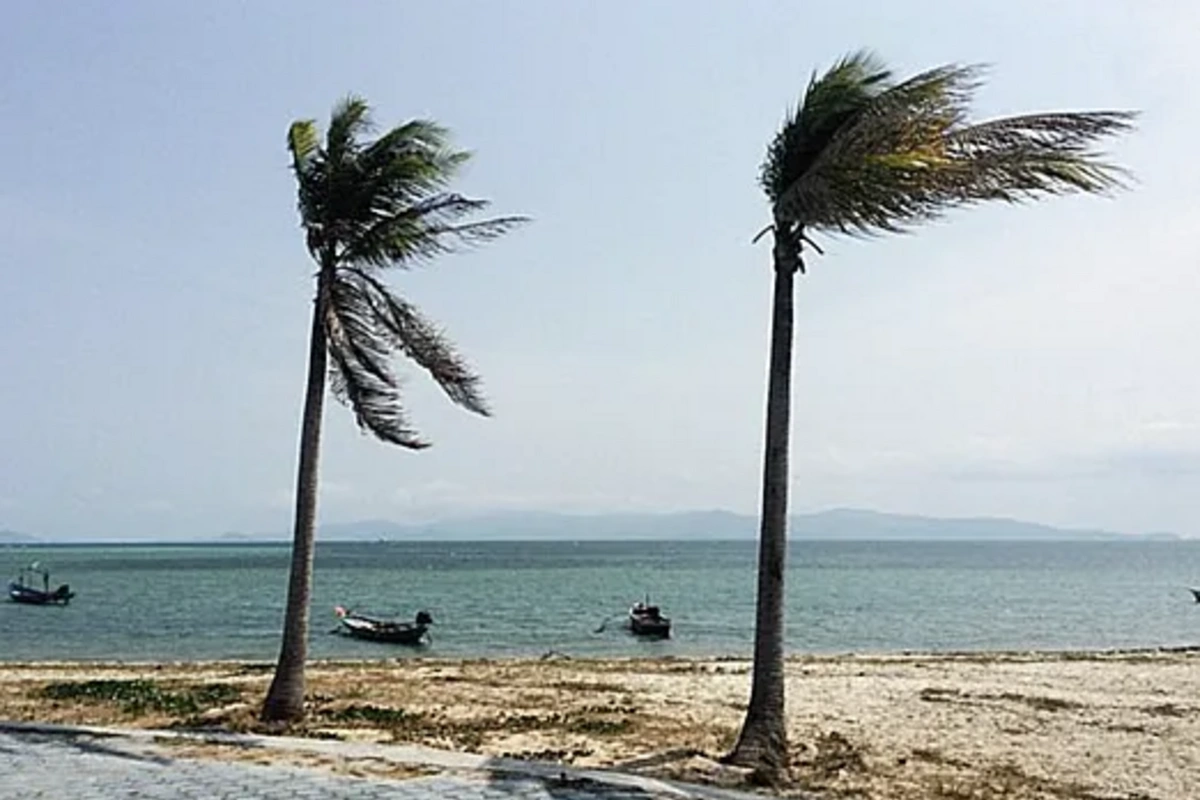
[
  {"left": 295, "top": 508, "right": 1182, "bottom": 543},
  {"left": 0, "top": 529, "right": 39, "bottom": 544},
  {"left": 6, "top": 510, "right": 1187, "bottom": 544}
]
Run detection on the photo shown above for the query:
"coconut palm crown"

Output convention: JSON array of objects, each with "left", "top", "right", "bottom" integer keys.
[
  {"left": 288, "top": 96, "right": 526, "bottom": 447},
  {"left": 761, "top": 51, "right": 1133, "bottom": 265}
]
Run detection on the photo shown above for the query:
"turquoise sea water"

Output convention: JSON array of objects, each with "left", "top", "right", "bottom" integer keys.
[{"left": 2, "top": 540, "right": 1199, "bottom": 662}]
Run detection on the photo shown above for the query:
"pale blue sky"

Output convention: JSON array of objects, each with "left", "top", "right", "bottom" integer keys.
[{"left": 1, "top": 1, "right": 1196, "bottom": 539}]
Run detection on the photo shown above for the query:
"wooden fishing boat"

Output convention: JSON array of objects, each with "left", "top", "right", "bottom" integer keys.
[
  {"left": 334, "top": 606, "right": 432, "bottom": 645},
  {"left": 8, "top": 563, "right": 74, "bottom": 606},
  {"left": 628, "top": 599, "right": 671, "bottom": 638}
]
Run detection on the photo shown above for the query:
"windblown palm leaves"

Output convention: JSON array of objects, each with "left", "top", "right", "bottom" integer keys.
[
  {"left": 763, "top": 51, "right": 1135, "bottom": 245},
  {"left": 289, "top": 97, "right": 526, "bottom": 448}
]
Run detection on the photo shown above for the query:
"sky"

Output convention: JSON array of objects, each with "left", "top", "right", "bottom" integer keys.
[{"left": 1, "top": 1, "right": 1197, "bottom": 539}]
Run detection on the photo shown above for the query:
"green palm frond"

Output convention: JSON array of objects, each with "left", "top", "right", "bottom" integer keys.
[
  {"left": 292, "top": 97, "right": 526, "bottom": 448},
  {"left": 287, "top": 120, "right": 320, "bottom": 169},
  {"left": 360, "top": 120, "right": 470, "bottom": 196},
  {"left": 761, "top": 51, "right": 892, "bottom": 204},
  {"left": 940, "top": 111, "right": 1133, "bottom": 200},
  {"left": 324, "top": 273, "right": 430, "bottom": 448},
  {"left": 344, "top": 267, "right": 489, "bottom": 415},
  {"left": 765, "top": 54, "right": 1135, "bottom": 237},
  {"left": 288, "top": 120, "right": 326, "bottom": 254},
  {"left": 325, "top": 96, "right": 374, "bottom": 163}
]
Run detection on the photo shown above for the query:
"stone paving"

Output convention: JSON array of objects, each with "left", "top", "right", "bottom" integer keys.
[{"left": 0, "top": 726, "right": 780, "bottom": 800}]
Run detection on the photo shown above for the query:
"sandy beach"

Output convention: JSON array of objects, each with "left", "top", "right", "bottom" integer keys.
[{"left": 2, "top": 649, "right": 1197, "bottom": 799}]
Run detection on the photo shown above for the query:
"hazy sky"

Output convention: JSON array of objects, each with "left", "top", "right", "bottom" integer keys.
[{"left": 1, "top": 2, "right": 1197, "bottom": 539}]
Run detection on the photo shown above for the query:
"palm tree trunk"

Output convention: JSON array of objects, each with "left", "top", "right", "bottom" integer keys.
[
  {"left": 261, "top": 278, "right": 329, "bottom": 723},
  {"left": 727, "top": 227, "right": 797, "bottom": 778}
]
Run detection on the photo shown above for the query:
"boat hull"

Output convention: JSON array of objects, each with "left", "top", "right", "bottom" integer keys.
[
  {"left": 339, "top": 615, "right": 429, "bottom": 646},
  {"left": 8, "top": 583, "right": 74, "bottom": 606},
  {"left": 629, "top": 619, "right": 670, "bottom": 638},
  {"left": 627, "top": 600, "right": 671, "bottom": 638}
]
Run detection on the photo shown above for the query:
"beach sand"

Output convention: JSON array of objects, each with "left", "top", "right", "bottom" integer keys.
[{"left": 2, "top": 649, "right": 1197, "bottom": 799}]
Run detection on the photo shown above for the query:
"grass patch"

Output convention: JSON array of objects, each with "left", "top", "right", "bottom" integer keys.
[
  {"left": 323, "top": 704, "right": 420, "bottom": 727},
  {"left": 313, "top": 701, "right": 637, "bottom": 752},
  {"left": 499, "top": 747, "right": 594, "bottom": 763},
  {"left": 546, "top": 680, "right": 631, "bottom": 694},
  {"left": 563, "top": 715, "right": 633, "bottom": 735},
  {"left": 918, "top": 687, "right": 1081, "bottom": 713},
  {"left": 231, "top": 663, "right": 275, "bottom": 675},
  {"left": 39, "top": 680, "right": 241, "bottom": 717}
]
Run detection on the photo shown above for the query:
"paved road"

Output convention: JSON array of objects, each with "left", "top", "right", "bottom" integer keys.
[{"left": 0, "top": 727, "right": 750, "bottom": 800}]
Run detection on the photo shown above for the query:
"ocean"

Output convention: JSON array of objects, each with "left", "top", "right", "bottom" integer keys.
[{"left": 2, "top": 540, "right": 1199, "bottom": 662}]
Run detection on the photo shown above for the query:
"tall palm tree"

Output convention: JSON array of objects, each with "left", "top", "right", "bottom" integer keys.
[
  {"left": 261, "top": 97, "right": 525, "bottom": 722},
  {"left": 727, "top": 53, "right": 1133, "bottom": 778}
]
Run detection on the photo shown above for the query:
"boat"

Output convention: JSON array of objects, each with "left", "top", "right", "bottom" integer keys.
[
  {"left": 628, "top": 597, "right": 671, "bottom": 638},
  {"left": 8, "top": 563, "right": 74, "bottom": 606},
  {"left": 1190, "top": 588, "right": 1200, "bottom": 604},
  {"left": 334, "top": 606, "right": 432, "bottom": 645}
]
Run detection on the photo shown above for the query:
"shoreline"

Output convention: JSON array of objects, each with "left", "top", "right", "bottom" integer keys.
[
  {"left": 3, "top": 639, "right": 1199, "bottom": 666},
  {"left": 2, "top": 649, "right": 1198, "bottom": 798}
]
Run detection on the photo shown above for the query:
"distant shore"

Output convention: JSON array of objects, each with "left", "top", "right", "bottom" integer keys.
[
  {"left": 6, "top": 506, "right": 1194, "bottom": 544},
  {"left": 2, "top": 649, "right": 1197, "bottom": 798}
]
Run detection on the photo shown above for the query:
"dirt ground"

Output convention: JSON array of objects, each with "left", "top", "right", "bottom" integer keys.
[{"left": 2, "top": 650, "right": 1197, "bottom": 799}]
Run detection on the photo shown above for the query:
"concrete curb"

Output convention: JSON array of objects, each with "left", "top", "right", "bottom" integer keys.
[{"left": 0, "top": 721, "right": 799, "bottom": 800}]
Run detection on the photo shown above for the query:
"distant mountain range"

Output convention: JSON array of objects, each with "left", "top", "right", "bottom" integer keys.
[
  {"left": 0, "top": 529, "right": 39, "bottom": 544},
  {"left": 5, "top": 509, "right": 1185, "bottom": 544},
  {"left": 263, "top": 508, "right": 1180, "bottom": 543}
]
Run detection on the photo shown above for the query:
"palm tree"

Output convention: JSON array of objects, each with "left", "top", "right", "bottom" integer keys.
[
  {"left": 260, "top": 97, "right": 525, "bottom": 722},
  {"left": 727, "top": 53, "right": 1133, "bottom": 778}
]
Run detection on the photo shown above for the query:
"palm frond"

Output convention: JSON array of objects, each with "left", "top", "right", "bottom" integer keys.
[
  {"left": 761, "top": 51, "right": 892, "bottom": 203},
  {"left": 288, "top": 120, "right": 326, "bottom": 255},
  {"left": 324, "top": 276, "right": 429, "bottom": 449},
  {"left": 947, "top": 110, "right": 1134, "bottom": 153},
  {"left": 360, "top": 120, "right": 468, "bottom": 186},
  {"left": 325, "top": 96, "right": 374, "bottom": 164},
  {"left": 288, "top": 120, "right": 320, "bottom": 169},
  {"left": 357, "top": 125, "right": 468, "bottom": 209},
  {"left": 773, "top": 63, "right": 981, "bottom": 232},
  {"left": 943, "top": 111, "right": 1135, "bottom": 199},
  {"left": 765, "top": 54, "right": 1136, "bottom": 237},
  {"left": 347, "top": 268, "right": 490, "bottom": 415},
  {"left": 342, "top": 200, "right": 528, "bottom": 269},
  {"left": 302, "top": 114, "right": 529, "bottom": 268},
  {"left": 424, "top": 215, "right": 529, "bottom": 246},
  {"left": 322, "top": 268, "right": 489, "bottom": 446}
]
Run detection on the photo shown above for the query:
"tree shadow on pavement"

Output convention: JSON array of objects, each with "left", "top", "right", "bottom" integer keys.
[
  {"left": 483, "top": 771, "right": 662, "bottom": 799},
  {"left": 13, "top": 729, "right": 174, "bottom": 766},
  {"left": 474, "top": 754, "right": 779, "bottom": 800}
]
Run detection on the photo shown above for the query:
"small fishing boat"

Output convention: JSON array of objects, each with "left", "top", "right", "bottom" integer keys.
[
  {"left": 8, "top": 563, "right": 74, "bottom": 606},
  {"left": 1190, "top": 588, "right": 1200, "bottom": 604},
  {"left": 334, "top": 606, "right": 432, "bottom": 645},
  {"left": 628, "top": 598, "right": 671, "bottom": 638}
]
